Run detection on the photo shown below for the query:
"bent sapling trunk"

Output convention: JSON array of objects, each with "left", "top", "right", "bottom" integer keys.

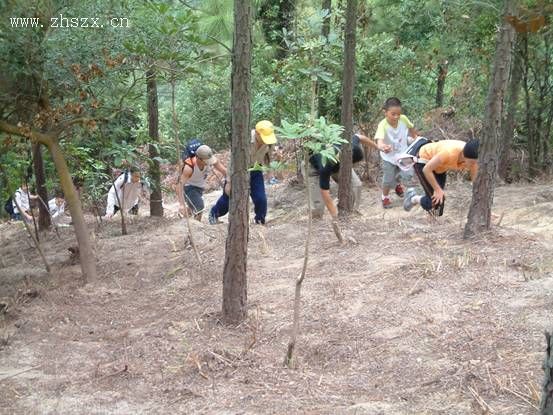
[
  {"left": 285, "top": 151, "right": 313, "bottom": 368},
  {"left": 48, "top": 139, "right": 97, "bottom": 282}
]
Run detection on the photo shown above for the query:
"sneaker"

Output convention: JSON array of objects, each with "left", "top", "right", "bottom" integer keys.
[
  {"left": 208, "top": 210, "right": 218, "bottom": 225},
  {"left": 382, "top": 197, "right": 392, "bottom": 209},
  {"left": 395, "top": 184, "right": 405, "bottom": 198},
  {"left": 403, "top": 188, "right": 417, "bottom": 212}
]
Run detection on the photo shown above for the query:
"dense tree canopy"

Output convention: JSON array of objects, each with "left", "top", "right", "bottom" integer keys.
[{"left": 1, "top": 0, "right": 551, "bottom": 207}]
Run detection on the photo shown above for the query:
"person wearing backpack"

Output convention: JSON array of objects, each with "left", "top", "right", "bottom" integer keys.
[
  {"left": 176, "top": 144, "right": 227, "bottom": 221},
  {"left": 208, "top": 120, "right": 277, "bottom": 225},
  {"left": 105, "top": 166, "right": 147, "bottom": 218},
  {"left": 8, "top": 184, "right": 38, "bottom": 221}
]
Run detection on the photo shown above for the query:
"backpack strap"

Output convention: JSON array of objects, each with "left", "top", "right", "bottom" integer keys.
[
  {"left": 180, "top": 157, "right": 196, "bottom": 177},
  {"left": 118, "top": 170, "right": 129, "bottom": 190}
]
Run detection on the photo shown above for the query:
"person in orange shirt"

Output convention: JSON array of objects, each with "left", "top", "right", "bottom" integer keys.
[{"left": 403, "top": 139, "right": 479, "bottom": 215}]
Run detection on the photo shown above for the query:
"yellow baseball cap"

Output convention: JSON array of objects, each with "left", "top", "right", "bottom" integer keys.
[{"left": 255, "top": 120, "right": 277, "bottom": 145}]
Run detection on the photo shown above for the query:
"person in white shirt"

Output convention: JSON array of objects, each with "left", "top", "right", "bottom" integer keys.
[
  {"left": 374, "top": 97, "right": 419, "bottom": 209},
  {"left": 12, "top": 184, "right": 38, "bottom": 222},
  {"left": 48, "top": 192, "right": 67, "bottom": 225},
  {"left": 105, "top": 167, "right": 147, "bottom": 218}
]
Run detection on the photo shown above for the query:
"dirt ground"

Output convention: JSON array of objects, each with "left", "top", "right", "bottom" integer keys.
[{"left": 0, "top": 178, "right": 552, "bottom": 414}]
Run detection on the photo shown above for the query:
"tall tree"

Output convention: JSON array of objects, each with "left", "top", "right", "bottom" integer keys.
[
  {"left": 222, "top": 0, "right": 252, "bottom": 325},
  {"left": 435, "top": 61, "right": 448, "bottom": 108},
  {"left": 464, "top": 0, "right": 516, "bottom": 238},
  {"left": 498, "top": 36, "right": 524, "bottom": 180},
  {"left": 147, "top": 68, "right": 163, "bottom": 217},
  {"left": 337, "top": 0, "right": 357, "bottom": 214},
  {"left": 32, "top": 143, "right": 51, "bottom": 230}
]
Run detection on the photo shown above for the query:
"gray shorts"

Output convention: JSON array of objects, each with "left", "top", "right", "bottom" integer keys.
[
  {"left": 382, "top": 160, "right": 413, "bottom": 188},
  {"left": 184, "top": 185, "right": 204, "bottom": 214}
]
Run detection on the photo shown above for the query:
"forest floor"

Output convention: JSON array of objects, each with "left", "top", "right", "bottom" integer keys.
[{"left": 0, "top": 178, "right": 552, "bottom": 414}]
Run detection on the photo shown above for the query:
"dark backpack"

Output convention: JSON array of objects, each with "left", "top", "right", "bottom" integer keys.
[
  {"left": 4, "top": 190, "right": 20, "bottom": 216},
  {"left": 181, "top": 138, "right": 203, "bottom": 160},
  {"left": 4, "top": 197, "right": 14, "bottom": 216}
]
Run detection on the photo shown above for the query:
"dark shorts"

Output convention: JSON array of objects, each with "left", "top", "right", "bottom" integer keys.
[{"left": 184, "top": 185, "right": 204, "bottom": 214}]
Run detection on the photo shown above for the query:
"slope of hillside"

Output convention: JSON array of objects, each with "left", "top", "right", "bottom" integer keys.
[{"left": 1, "top": 180, "right": 552, "bottom": 414}]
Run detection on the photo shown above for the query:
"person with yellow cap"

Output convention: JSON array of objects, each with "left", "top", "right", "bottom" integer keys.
[{"left": 209, "top": 120, "right": 277, "bottom": 225}]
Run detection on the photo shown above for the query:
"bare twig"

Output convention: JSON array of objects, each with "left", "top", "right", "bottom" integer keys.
[
  {"left": 0, "top": 365, "right": 41, "bottom": 382},
  {"left": 503, "top": 386, "right": 539, "bottom": 410},
  {"left": 468, "top": 385, "right": 493, "bottom": 413},
  {"left": 12, "top": 197, "right": 50, "bottom": 273}
]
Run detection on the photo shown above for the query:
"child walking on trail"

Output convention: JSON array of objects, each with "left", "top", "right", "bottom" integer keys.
[
  {"left": 403, "top": 139, "right": 480, "bottom": 216},
  {"left": 374, "top": 97, "right": 419, "bottom": 208}
]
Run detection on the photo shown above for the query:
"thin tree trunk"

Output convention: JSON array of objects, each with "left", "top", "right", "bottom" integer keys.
[
  {"left": 521, "top": 34, "right": 537, "bottom": 176},
  {"left": 499, "top": 37, "right": 523, "bottom": 180},
  {"left": 171, "top": 77, "right": 180, "bottom": 157},
  {"left": 113, "top": 178, "right": 127, "bottom": 236},
  {"left": 23, "top": 173, "right": 40, "bottom": 242},
  {"left": 435, "top": 61, "right": 448, "bottom": 108},
  {"left": 171, "top": 77, "right": 201, "bottom": 264},
  {"left": 222, "top": 0, "right": 252, "bottom": 325},
  {"left": 147, "top": 68, "right": 163, "bottom": 217},
  {"left": 464, "top": 0, "right": 516, "bottom": 238},
  {"left": 285, "top": 152, "right": 312, "bottom": 368},
  {"left": 49, "top": 138, "right": 97, "bottom": 282},
  {"left": 318, "top": 0, "right": 332, "bottom": 120},
  {"left": 32, "top": 143, "right": 51, "bottom": 231},
  {"left": 338, "top": 0, "right": 357, "bottom": 214},
  {"left": 12, "top": 196, "right": 50, "bottom": 273}
]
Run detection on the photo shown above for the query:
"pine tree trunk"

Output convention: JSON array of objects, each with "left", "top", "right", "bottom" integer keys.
[
  {"left": 541, "top": 332, "right": 553, "bottom": 414},
  {"left": 499, "top": 37, "right": 523, "bottom": 180},
  {"left": 147, "top": 68, "right": 163, "bottom": 217},
  {"left": 435, "top": 61, "right": 448, "bottom": 108},
  {"left": 32, "top": 143, "right": 51, "bottom": 231},
  {"left": 337, "top": 0, "right": 357, "bottom": 215},
  {"left": 222, "top": 0, "right": 252, "bottom": 325},
  {"left": 464, "top": 0, "right": 516, "bottom": 238},
  {"left": 49, "top": 138, "right": 97, "bottom": 282}
]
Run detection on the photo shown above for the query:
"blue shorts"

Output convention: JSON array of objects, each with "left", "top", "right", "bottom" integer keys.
[{"left": 184, "top": 185, "right": 204, "bottom": 214}]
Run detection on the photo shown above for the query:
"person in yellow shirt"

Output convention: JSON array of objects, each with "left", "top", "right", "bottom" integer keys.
[{"left": 403, "top": 139, "right": 479, "bottom": 215}]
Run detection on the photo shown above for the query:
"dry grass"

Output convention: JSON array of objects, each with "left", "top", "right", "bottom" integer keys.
[{"left": 0, "top": 182, "right": 552, "bottom": 414}]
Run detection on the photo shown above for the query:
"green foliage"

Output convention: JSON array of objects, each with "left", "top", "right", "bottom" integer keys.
[{"left": 277, "top": 117, "right": 345, "bottom": 166}]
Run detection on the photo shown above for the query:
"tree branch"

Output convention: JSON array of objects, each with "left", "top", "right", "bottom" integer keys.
[
  {"left": 206, "top": 36, "right": 233, "bottom": 53},
  {"left": 0, "top": 120, "right": 53, "bottom": 146}
]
